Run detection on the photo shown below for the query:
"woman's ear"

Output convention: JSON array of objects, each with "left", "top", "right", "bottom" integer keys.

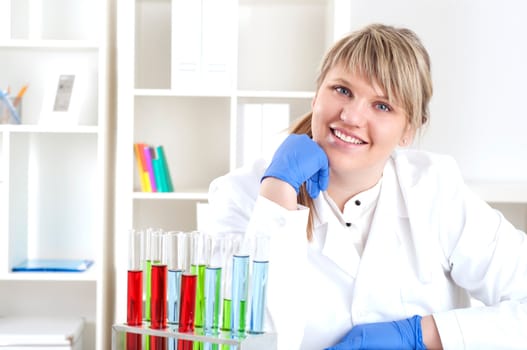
[{"left": 399, "top": 124, "right": 415, "bottom": 147}]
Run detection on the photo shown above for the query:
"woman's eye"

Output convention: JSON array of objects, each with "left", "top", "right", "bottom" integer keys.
[
  {"left": 335, "top": 86, "right": 351, "bottom": 96},
  {"left": 375, "top": 103, "right": 392, "bottom": 112}
]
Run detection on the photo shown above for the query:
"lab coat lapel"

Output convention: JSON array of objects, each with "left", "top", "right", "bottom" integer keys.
[
  {"left": 350, "top": 160, "right": 409, "bottom": 322},
  {"left": 316, "top": 195, "right": 361, "bottom": 278}
]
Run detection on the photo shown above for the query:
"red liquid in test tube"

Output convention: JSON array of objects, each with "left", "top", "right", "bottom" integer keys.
[
  {"left": 126, "top": 270, "right": 143, "bottom": 350},
  {"left": 126, "top": 230, "right": 144, "bottom": 350},
  {"left": 150, "top": 264, "right": 168, "bottom": 350},
  {"left": 178, "top": 273, "right": 197, "bottom": 350},
  {"left": 150, "top": 230, "right": 168, "bottom": 350},
  {"left": 151, "top": 264, "right": 168, "bottom": 329}
]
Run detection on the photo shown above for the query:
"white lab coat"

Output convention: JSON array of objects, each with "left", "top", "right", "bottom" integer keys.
[{"left": 207, "top": 149, "right": 527, "bottom": 350}]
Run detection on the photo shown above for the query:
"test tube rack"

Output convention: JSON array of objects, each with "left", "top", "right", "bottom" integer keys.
[{"left": 112, "top": 322, "right": 277, "bottom": 350}]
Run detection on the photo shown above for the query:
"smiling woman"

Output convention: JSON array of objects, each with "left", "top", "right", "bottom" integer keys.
[{"left": 207, "top": 23, "right": 527, "bottom": 350}]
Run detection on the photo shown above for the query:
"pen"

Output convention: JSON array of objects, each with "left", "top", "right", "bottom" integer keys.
[{"left": 13, "top": 84, "right": 28, "bottom": 107}]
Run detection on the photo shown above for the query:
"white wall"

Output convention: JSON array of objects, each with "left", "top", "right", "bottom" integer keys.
[{"left": 348, "top": 0, "right": 527, "bottom": 183}]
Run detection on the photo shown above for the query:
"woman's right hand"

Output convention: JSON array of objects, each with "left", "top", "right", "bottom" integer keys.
[{"left": 262, "top": 134, "right": 329, "bottom": 200}]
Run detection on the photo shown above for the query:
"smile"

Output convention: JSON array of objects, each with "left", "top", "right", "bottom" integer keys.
[{"left": 333, "top": 129, "right": 365, "bottom": 144}]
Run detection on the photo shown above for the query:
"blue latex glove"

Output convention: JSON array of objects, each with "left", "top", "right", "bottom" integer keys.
[
  {"left": 262, "top": 134, "right": 329, "bottom": 198},
  {"left": 326, "top": 315, "right": 426, "bottom": 350}
]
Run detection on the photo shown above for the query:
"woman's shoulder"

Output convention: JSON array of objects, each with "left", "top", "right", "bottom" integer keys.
[
  {"left": 391, "top": 148, "right": 464, "bottom": 188},
  {"left": 209, "top": 158, "right": 269, "bottom": 203}
]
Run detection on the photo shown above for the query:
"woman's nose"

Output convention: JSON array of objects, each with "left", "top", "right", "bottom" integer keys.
[{"left": 339, "top": 101, "right": 366, "bottom": 126}]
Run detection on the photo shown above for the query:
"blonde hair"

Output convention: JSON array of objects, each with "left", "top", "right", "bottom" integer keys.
[{"left": 294, "top": 23, "right": 433, "bottom": 240}]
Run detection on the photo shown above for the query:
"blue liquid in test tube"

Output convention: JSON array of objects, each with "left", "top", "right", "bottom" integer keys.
[
  {"left": 204, "top": 266, "right": 222, "bottom": 332},
  {"left": 249, "top": 260, "right": 269, "bottom": 334},
  {"left": 231, "top": 254, "right": 249, "bottom": 335},
  {"left": 168, "top": 269, "right": 182, "bottom": 350},
  {"left": 204, "top": 266, "right": 221, "bottom": 350}
]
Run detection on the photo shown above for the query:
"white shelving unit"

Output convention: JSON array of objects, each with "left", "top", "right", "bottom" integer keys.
[
  {"left": 114, "top": 0, "right": 352, "bottom": 323},
  {"left": 0, "top": 0, "right": 110, "bottom": 349}
]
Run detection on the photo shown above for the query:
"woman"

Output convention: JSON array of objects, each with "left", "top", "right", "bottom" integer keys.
[{"left": 207, "top": 24, "right": 527, "bottom": 349}]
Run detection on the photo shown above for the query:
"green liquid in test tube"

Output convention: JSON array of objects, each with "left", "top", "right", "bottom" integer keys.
[
  {"left": 220, "top": 234, "right": 240, "bottom": 333},
  {"left": 190, "top": 231, "right": 211, "bottom": 350},
  {"left": 145, "top": 259, "right": 152, "bottom": 321},
  {"left": 221, "top": 298, "right": 231, "bottom": 331},
  {"left": 191, "top": 263, "right": 207, "bottom": 328},
  {"left": 143, "top": 229, "right": 156, "bottom": 350}
]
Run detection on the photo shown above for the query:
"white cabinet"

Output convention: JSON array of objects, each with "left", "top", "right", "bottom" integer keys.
[
  {"left": 114, "top": 0, "right": 352, "bottom": 322},
  {"left": 0, "top": 1, "right": 110, "bottom": 349}
]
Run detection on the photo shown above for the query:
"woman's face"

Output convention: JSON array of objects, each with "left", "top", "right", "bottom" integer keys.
[{"left": 311, "top": 63, "right": 413, "bottom": 179}]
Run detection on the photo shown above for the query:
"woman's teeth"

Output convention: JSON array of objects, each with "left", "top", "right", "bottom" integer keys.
[{"left": 334, "top": 129, "right": 364, "bottom": 144}]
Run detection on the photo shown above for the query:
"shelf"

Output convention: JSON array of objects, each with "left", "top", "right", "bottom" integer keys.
[
  {"left": 133, "top": 191, "right": 208, "bottom": 200},
  {"left": 237, "top": 90, "right": 315, "bottom": 99},
  {"left": 0, "top": 39, "right": 99, "bottom": 49},
  {"left": 135, "top": 89, "right": 232, "bottom": 98},
  {"left": 0, "top": 124, "right": 99, "bottom": 133},
  {"left": 3, "top": 266, "right": 98, "bottom": 282}
]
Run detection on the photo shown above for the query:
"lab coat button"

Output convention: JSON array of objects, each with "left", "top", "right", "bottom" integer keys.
[{"left": 277, "top": 217, "right": 286, "bottom": 227}]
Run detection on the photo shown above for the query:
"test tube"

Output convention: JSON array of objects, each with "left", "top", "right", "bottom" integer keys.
[
  {"left": 205, "top": 235, "right": 229, "bottom": 333},
  {"left": 144, "top": 228, "right": 154, "bottom": 322},
  {"left": 167, "top": 231, "right": 188, "bottom": 350},
  {"left": 127, "top": 229, "right": 143, "bottom": 350},
  {"left": 178, "top": 273, "right": 197, "bottom": 350},
  {"left": 150, "top": 230, "right": 168, "bottom": 350},
  {"left": 231, "top": 251, "right": 249, "bottom": 335},
  {"left": 189, "top": 231, "right": 210, "bottom": 329},
  {"left": 249, "top": 235, "right": 270, "bottom": 334},
  {"left": 167, "top": 231, "right": 188, "bottom": 324},
  {"left": 220, "top": 235, "right": 240, "bottom": 333}
]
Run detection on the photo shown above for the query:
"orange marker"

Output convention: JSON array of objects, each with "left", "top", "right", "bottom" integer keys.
[{"left": 13, "top": 84, "right": 28, "bottom": 107}]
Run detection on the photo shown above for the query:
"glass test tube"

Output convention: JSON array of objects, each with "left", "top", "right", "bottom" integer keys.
[
  {"left": 249, "top": 235, "right": 270, "bottom": 334},
  {"left": 167, "top": 231, "right": 188, "bottom": 324},
  {"left": 190, "top": 231, "right": 210, "bottom": 329},
  {"left": 220, "top": 235, "right": 240, "bottom": 333},
  {"left": 127, "top": 229, "right": 143, "bottom": 350},
  {"left": 205, "top": 235, "right": 228, "bottom": 334},
  {"left": 144, "top": 228, "right": 154, "bottom": 322},
  {"left": 150, "top": 230, "right": 168, "bottom": 350},
  {"left": 178, "top": 273, "right": 197, "bottom": 350},
  {"left": 167, "top": 231, "right": 188, "bottom": 350},
  {"left": 231, "top": 254, "right": 249, "bottom": 335}
]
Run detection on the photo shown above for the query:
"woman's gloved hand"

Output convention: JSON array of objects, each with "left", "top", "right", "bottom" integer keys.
[
  {"left": 262, "top": 134, "right": 329, "bottom": 198},
  {"left": 326, "top": 315, "right": 426, "bottom": 350}
]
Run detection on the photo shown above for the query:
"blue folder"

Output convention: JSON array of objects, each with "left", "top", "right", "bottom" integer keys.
[{"left": 12, "top": 259, "right": 94, "bottom": 272}]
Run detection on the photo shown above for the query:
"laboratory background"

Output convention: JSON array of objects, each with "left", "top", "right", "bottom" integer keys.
[{"left": 0, "top": 0, "right": 526, "bottom": 349}]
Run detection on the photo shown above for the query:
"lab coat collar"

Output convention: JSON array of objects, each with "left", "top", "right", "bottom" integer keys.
[
  {"left": 314, "top": 165, "right": 399, "bottom": 279},
  {"left": 312, "top": 155, "right": 433, "bottom": 283}
]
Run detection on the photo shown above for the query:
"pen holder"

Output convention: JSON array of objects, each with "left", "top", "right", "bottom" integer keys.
[{"left": 0, "top": 95, "right": 21, "bottom": 124}]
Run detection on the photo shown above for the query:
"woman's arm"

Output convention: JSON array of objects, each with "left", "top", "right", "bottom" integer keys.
[
  {"left": 421, "top": 315, "right": 443, "bottom": 349},
  {"left": 259, "top": 177, "right": 298, "bottom": 210}
]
